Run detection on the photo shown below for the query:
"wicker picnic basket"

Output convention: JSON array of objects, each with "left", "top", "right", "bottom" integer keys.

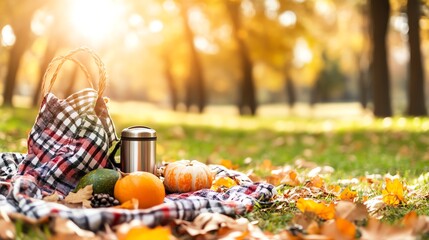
[{"left": 16, "top": 47, "right": 118, "bottom": 196}]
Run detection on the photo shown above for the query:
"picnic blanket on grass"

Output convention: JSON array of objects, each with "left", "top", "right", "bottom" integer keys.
[{"left": 0, "top": 155, "right": 275, "bottom": 231}]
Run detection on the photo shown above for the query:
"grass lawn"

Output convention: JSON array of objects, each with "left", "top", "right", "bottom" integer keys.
[{"left": 1, "top": 103, "right": 429, "bottom": 238}]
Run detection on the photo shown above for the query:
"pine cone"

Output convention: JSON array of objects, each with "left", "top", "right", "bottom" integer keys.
[{"left": 90, "top": 193, "right": 120, "bottom": 208}]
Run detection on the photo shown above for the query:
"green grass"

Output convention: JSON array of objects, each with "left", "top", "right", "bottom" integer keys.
[
  {"left": 2, "top": 105, "right": 429, "bottom": 179},
  {"left": 111, "top": 108, "right": 429, "bottom": 179},
  {"left": 1, "top": 104, "right": 429, "bottom": 237}
]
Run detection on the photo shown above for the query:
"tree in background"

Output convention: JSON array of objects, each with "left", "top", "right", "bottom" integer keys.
[
  {"left": 406, "top": 0, "right": 427, "bottom": 116},
  {"left": 369, "top": 0, "right": 392, "bottom": 117},
  {"left": 285, "top": 76, "right": 296, "bottom": 107},
  {"left": 1, "top": 0, "right": 428, "bottom": 115},
  {"left": 179, "top": 0, "right": 206, "bottom": 113},
  {"left": 356, "top": 0, "right": 371, "bottom": 109},
  {"left": 2, "top": 0, "right": 44, "bottom": 107},
  {"left": 161, "top": 52, "right": 179, "bottom": 111},
  {"left": 225, "top": 0, "right": 257, "bottom": 115}
]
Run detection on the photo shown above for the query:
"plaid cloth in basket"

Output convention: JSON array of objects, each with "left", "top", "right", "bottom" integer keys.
[
  {"left": 9, "top": 89, "right": 118, "bottom": 196},
  {"left": 0, "top": 157, "right": 276, "bottom": 231}
]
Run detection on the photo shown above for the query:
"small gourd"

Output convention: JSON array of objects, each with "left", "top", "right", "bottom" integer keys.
[{"left": 163, "top": 160, "right": 213, "bottom": 193}]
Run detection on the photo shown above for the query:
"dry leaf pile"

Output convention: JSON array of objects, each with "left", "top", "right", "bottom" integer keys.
[
  {"left": 43, "top": 185, "right": 94, "bottom": 208},
  {"left": 3, "top": 159, "right": 429, "bottom": 239}
]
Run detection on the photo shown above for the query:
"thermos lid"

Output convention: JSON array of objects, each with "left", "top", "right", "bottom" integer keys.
[{"left": 121, "top": 126, "right": 156, "bottom": 139}]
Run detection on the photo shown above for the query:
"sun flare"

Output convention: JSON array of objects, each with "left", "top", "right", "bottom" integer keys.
[
  {"left": 1, "top": 25, "right": 16, "bottom": 47},
  {"left": 68, "top": 0, "right": 123, "bottom": 43}
]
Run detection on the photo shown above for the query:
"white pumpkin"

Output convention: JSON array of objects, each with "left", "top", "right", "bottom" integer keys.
[{"left": 163, "top": 160, "right": 213, "bottom": 193}]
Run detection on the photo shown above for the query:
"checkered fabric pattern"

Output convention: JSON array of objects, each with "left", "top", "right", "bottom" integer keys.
[
  {"left": 11, "top": 88, "right": 118, "bottom": 196},
  {"left": 0, "top": 153, "right": 25, "bottom": 180},
  {"left": 0, "top": 157, "right": 276, "bottom": 231}
]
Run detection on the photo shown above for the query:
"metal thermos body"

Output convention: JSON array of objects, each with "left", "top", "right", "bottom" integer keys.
[{"left": 120, "top": 126, "right": 156, "bottom": 173}]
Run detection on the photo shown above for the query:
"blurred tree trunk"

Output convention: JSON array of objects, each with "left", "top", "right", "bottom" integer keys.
[
  {"left": 163, "top": 53, "right": 178, "bottom": 111},
  {"left": 226, "top": 1, "right": 257, "bottom": 116},
  {"left": 2, "top": 1, "right": 45, "bottom": 107},
  {"left": 357, "top": 1, "right": 371, "bottom": 109},
  {"left": 184, "top": 78, "right": 194, "bottom": 110},
  {"left": 406, "top": 0, "right": 426, "bottom": 116},
  {"left": 310, "top": 78, "right": 320, "bottom": 107},
  {"left": 285, "top": 76, "right": 296, "bottom": 108},
  {"left": 358, "top": 68, "right": 368, "bottom": 109},
  {"left": 179, "top": 0, "right": 206, "bottom": 113},
  {"left": 2, "top": 16, "right": 33, "bottom": 107},
  {"left": 32, "top": 39, "right": 59, "bottom": 106},
  {"left": 369, "top": 0, "right": 392, "bottom": 117}
]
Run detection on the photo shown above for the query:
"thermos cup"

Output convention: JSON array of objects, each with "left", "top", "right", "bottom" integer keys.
[{"left": 120, "top": 126, "right": 156, "bottom": 174}]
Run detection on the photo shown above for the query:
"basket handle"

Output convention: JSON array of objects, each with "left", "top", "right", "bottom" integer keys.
[{"left": 41, "top": 47, "right": 107, "bottom": 98}]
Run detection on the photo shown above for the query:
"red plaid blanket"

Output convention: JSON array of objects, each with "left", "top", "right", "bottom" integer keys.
[{"left": 0, "top": 156, "right": 275, "bottom": 231}]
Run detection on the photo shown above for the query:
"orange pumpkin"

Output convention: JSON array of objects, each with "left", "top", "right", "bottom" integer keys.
[
  {"left": 163, "top": 160, "right": 213, "bottom": 193},
  {"left": 114, "top": 171, "right": 165, "bottom": 209}
]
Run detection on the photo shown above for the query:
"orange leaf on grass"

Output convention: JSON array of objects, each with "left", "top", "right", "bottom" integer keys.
[
  {"left": 339, "top": 187, "right": 357, "bottom": 201},
  {"left": 261, "top": 159, "right": 273, "bottom": 170},
  {"left": 321, "top": 217, "right": 356, "bottom": 240},
  {"left": 403, "top": 211, "right": 429, "bottom": 235},
  {"left": 219, "top": 159, "right": 238, "bottom": 170},
  {"left": 382, "top": 178, "right": 406, "bottom": 206},
  {"left": 335, "top": 218, "right": 356, "bottom": 238},
  {"left": 265, "top": 175, "right": 283, "bottom": 186},
  {"left": 120, "top": 226, "right": 171, "bottom": 240},
  {"left": 307, "top": 175, "right": 324, "bottom": 188},
  {"left": 327, "top": 185, "right": 341, "bottom": 195},
  {"left": 360, "top": 218, "right": 414, "bottom": 240},
  {"left": 281, "top": 170, "right": 301, "bottom": 186},
  {"left": 335, "top": 201, "right": 368, "bottom": 222},
  {"left": 296, "top": 198, "right": 335, "bottom": 220}
]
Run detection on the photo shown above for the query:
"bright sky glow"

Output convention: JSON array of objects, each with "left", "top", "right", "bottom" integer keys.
[
  {"left": 241, "top": 0, "right": 256, "bottom": 18},
  {"left": 31, "top": 10, "right": 53, "bottom": 36},
  {"left": 69, "top": 0, "right": 122, "bottom": 43},
  {"left": 315, "top": 2, "right": 329, "bottom": 14},
  {"left": 149, "top": 20, "right": 164, "bottom": 33},
  {"left": 265, "top": 0, "right": 280, "bottom": 19},
  {"left": 392, "top": 46, "right": 409, "bottom": 64},
  {"left": 1, "top": 25, "right": 16, "bottom": 47},
  {"left": 124, "top": 32, "right": 140, "bottom": 49},
  {"left": 293, "top": 38, "right": 312, "bottom": 68},
  {"left": 128, "top": 14, "right": 143, "bottom": 27},
  {"left": 188, "top": 7, "right": 211, "bottom": 35},
  {"left": 279, "top": 11, "right": 297, "bottom": 27},
  {"left": 163, "top": 0, "right": 178, "bottom": 12},
  {"left": 391, "top": 14, "right": 409, "bottom": 35},
  {"left": 314, "top": 0, "right": 336, "bottom": 23},
  {"left": 194, "top": 36, "right": 219, "bottom": 54},
  {"left": 214, "top": 25, "right": 232, "bottom": 42}
]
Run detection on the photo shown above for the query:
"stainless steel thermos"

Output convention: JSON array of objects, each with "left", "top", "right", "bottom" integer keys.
[{"left": 120, "top": 126, "right": 156, "bottom": 174}]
